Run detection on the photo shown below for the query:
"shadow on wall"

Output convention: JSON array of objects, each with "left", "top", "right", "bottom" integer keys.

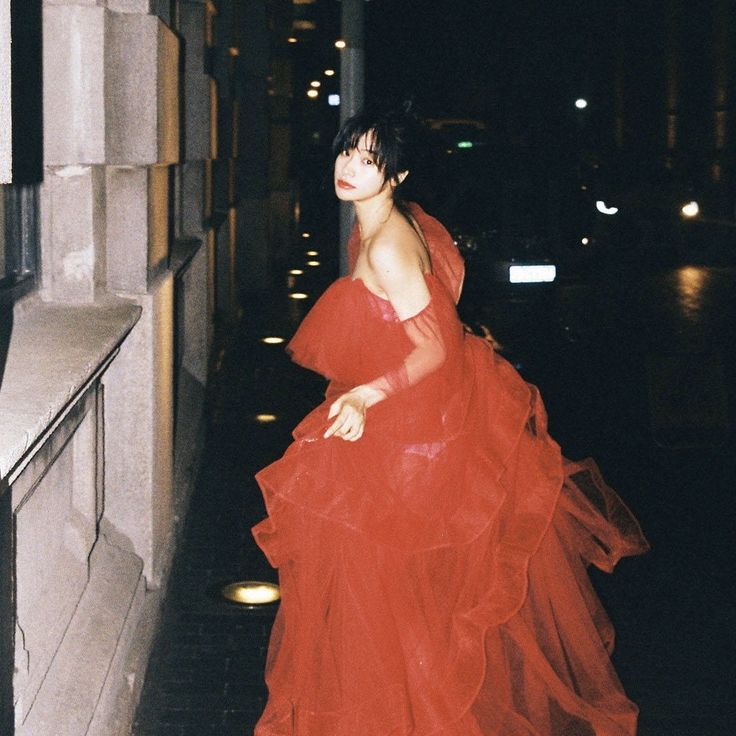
[{"left": 0, "top": 305, "right": 11, "bottom": 391}]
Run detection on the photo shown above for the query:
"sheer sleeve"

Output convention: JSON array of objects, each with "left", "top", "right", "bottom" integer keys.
[{"left": 364, "top": 298, "right": 447, "bottom": 399}]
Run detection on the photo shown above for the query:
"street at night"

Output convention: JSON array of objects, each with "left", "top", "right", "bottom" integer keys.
[
  {"left": 2, "top": 1, "right": 734, "bottom": 735},
  {"left": 132, "top": 2, "right": 735, "bottom": 732},
  {"left": 133, "top": 219, "right": 735, "bottom": 734}
]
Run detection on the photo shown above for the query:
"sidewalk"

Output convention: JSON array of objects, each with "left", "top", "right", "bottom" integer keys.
[{"left": 133, "top": 240, "right": 337, "bottom": 736}]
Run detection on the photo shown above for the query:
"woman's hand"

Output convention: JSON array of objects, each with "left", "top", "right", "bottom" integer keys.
[{"left": 323, "top": 385, "right": 385, "bottom": 441}]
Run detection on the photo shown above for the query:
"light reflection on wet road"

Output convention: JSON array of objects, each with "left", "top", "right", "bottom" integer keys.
[{"left": 462, "top": 263, "right": 736, "bottom": 735}]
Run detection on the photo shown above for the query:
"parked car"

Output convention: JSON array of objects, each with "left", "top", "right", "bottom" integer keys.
[{"left": 419, "top": 124, "right": 568, "bottom": 290}]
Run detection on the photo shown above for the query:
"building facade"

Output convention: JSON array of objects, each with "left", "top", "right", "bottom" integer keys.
[{"left": 0, "top": 1, "right": 292, "bottom": 733}]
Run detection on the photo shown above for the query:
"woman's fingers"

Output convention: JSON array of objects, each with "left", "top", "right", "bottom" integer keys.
[{"left": 323, "top": 399, "right": 365, "bottom": 440}]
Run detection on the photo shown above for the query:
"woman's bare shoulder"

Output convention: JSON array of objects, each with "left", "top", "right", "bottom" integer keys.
[{"left": 367, "top": 216, "right": 426, "bottom": 273}]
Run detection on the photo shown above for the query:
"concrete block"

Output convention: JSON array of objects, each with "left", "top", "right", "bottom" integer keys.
[
  {"left": 102, "top": 272, "right": 174, "bottom": 584},
  {"left": 180, "top": 2, "right": 207, "bottom": 75},
  {"left": 149, "top": 164, "right": 170, "bottom": 276},
  {"left": 40, "top": 165, "right": 105, "bottom": 303},
  {"left": 106, "top": 0, "right": 151, "bottom": 13},
  {"left": 12, "top": 387, "right": 100, "bottom": 724},
  {"left": 43, "top": 5, "right": 106, "bottom": 166},
  {"left": 105, "top": 167, "right": 148, "bottom": 294},
  {"left": 106, "top": 165, "right": 170, "bottom": 294},
  {"left": 181, "top": 160, "right": 206, "bottom": 237},
  {"left": 185, "top": 72, "right": 214, "bottom": 162},
  {"left": 105, "top": 13, "right": 179, "bottom": 165},
  {"left": 16, "top": 539, "right": 145, "bottom": 736},
  {"left": 179, "top": 242, "right": 209, "bottom": 386}
]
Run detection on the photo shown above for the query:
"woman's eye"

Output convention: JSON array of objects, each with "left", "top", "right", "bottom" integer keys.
[{"left": 363, "top": 158, "right": 374, "bottom": 166}]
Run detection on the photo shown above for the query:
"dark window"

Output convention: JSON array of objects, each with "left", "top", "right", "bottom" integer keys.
[
  {"left": 0, "top": 184, "right": 39, "bottom": 302},
  {"left": 1, "top": 0, "right": 42, "bottom": 304}
]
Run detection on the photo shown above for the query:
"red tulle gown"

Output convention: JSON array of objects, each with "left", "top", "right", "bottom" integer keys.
[{"left": 253, "top": 204, "right": 649, "bottom": 736}]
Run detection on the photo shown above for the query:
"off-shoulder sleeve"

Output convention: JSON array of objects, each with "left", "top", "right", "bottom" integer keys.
[
  {"left": 365, "top": 295, "right": 448, "bottom": 398},
  {"left": 408, "top": 203, "right": 465, "bottom": 304}
]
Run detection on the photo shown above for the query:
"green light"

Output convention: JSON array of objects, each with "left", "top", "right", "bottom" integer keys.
[{"left": 457, "top": 141, "right": 473, "bottom": 149}]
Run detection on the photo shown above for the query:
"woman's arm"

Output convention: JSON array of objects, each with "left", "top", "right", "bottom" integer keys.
[{"left": 324, "top": 237, "right": 446, "bottom": 442}]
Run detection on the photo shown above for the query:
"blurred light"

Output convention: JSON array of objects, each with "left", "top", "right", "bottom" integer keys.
[
  {"left": 255, "top": 414, "right": 278, "bottom": 423},
  {"left": 324, "top": 69, "right": 336, "bottom": 76},
  {"left": 676, "top": 266, "right": 709, "bottom": 320},
  {"left": 581, "top": 237, "right": 590, "bottom": 245},
  {"left": 307, "top": 89, "right": 319, "bottom": 99},
  {"left": 595, "top": 200, "right": 619, "bottom": 215},
  {"left": 228, "top": 47, "right": 240, "bottom": 57},
  {"left": 302, "top": 232, "right": 311, "bottom": 238},
  {"left": 261, "top": 336, "right": 285, "bottom": 345},
  {"left": 580, "top": 184, "right": 588, "bottom": 191},
  {"left": 289, "top": 268, "right": 304, "bottom": 275},
  {"left": 310, "top": 80, "right": 321, "bottom": 88},
  {"left": 287, "top": 36, "right": 298, "bottom": 44},
  {"left": 575, "top": 98, "right": 588, "bottom": 109},
  {"left": 306, "top": 250, "right": 318, "bottom": 256},
  {"left": 457, "top": 141, "right": 473, "bottom": 149},
  {"left": 307, "top": 260, "right": 321, "bottom": 267},
  {"left": 221, "top": 581, "right": 280, "bottom": 607},
  {"left": 328, "top": 94, "right": 340, "bottom": 107},
  {"left": 681, "top": 200, "right": 700, "bottom": 218},
  {"left": 335, "top": 39, "right": 347, "bottom": 49},
  {"left": 289, "top": 292, "right": 309, "bottom": 299},
  {"left": 293, "top": 20, "right": 316, "bottom": 30},
  {"left": 509, "top": 264, "right": 557, "bottom": 283}
]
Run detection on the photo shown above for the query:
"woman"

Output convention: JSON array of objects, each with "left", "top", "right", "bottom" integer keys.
[{"left": 253, "top": 109, "right": 648, "bottom": 736}]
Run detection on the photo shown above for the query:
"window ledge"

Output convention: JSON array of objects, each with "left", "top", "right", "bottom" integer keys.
[{"left": 0, "top": 295, "right": 142, "bottom": 482}]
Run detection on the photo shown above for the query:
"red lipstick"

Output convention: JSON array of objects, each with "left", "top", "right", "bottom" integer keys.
[{"left": 336, "top": 179, "right": 355, "bottom": 189}]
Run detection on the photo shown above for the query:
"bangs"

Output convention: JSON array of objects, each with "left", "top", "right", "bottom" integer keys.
[{"left": 332, "top": 114, "right": 401, "bottom": 179}]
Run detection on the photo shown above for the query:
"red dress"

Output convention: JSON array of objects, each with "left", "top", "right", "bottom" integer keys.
[{"left": 253, "top": 204, "right": 649, "bottom": 736}]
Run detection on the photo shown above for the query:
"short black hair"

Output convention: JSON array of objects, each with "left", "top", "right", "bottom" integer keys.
[{"left": 332, "top": 108, "right": 420, "bottom": 186}]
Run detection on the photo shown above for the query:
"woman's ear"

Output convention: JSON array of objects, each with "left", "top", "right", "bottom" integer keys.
[{"left": 394, "top": 170, "right": 409, "bottom": 186}]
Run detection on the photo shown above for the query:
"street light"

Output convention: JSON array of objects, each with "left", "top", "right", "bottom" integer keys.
[
  {"left": 595, "top": 200, "right": 619, "bottom": 215},
  {"left": 681, "top": 200, "right": 700, "bottom": 218}
]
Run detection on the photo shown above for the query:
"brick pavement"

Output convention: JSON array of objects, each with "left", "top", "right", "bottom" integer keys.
[{"left": 133, "top": 249, "right": 334, "bottom": 736}]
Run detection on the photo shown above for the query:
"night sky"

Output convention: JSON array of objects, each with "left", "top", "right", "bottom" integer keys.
[{"left": 365, "top": 0, "right": 616, "bottom": 122}]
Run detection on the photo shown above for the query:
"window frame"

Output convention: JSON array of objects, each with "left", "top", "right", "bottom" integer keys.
[
  {"left": 0, "top": 183, "right": 39, "bottom": 306},
  {"left": 0, "top": 0, "right": 42, "bottom": 306}
]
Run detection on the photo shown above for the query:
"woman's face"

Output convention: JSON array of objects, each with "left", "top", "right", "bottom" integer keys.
[{"left": 334, "top": 132, "right": 391, "bottom": 203}]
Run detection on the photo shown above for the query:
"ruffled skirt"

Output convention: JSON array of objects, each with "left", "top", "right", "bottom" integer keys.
[{"left": 253, "top": 332, "right": 648, "bottom": 736}]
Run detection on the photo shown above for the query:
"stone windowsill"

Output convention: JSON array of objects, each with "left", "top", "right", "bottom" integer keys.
[{"left": 0, "top": 294, "right": 142, "bottom": 482}]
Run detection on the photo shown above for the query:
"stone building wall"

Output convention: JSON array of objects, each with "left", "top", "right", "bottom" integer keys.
[{"left": 0, "top": 1, "right": 284, "bottom": 733}]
